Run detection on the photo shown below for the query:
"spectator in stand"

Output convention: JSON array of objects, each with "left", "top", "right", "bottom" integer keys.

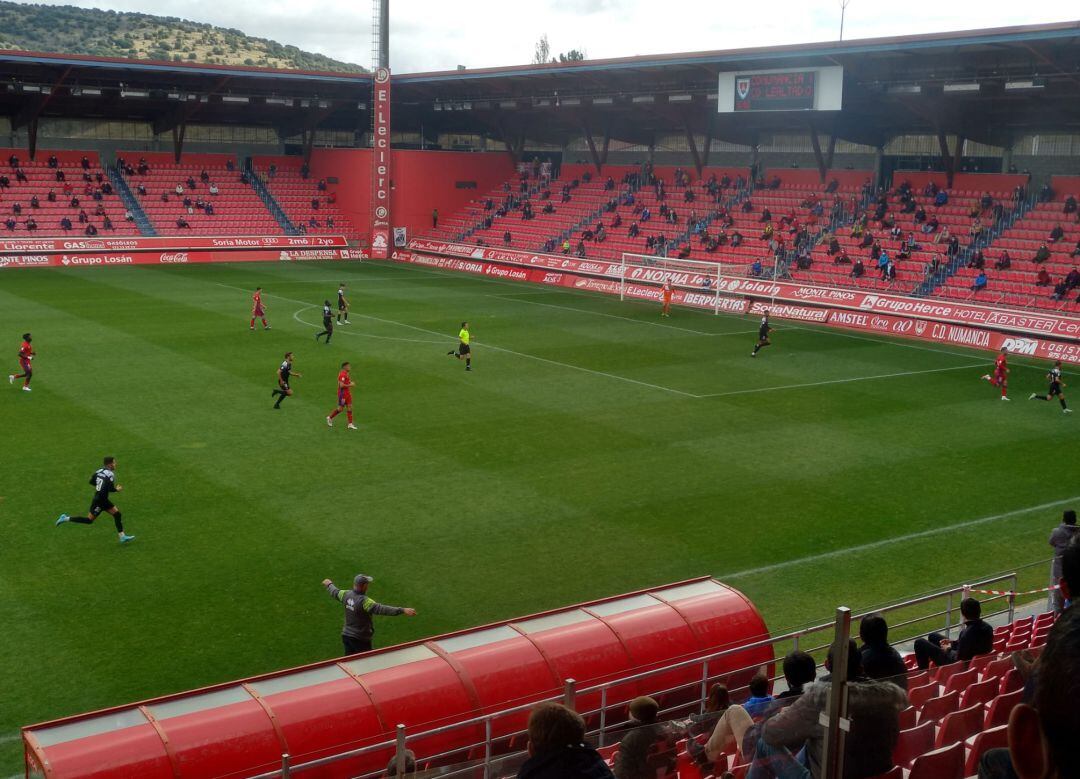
[
  {"left": 308, "top": 216, "right": 318, "bottom": 228},
  {"left": 137, "top": 158, "right": 150, "bottom": 175},
  {"left": 515, "top": 701, "right": 614, "bottom": 779},
  {"left": 24, "top": 216, "right": 37, "bottom": 231},
  {"left": 1039, "top": 183, "right": 1054, "bottom": 203},
  {"left": 1036, "top": 267, "right": 1052, "bottom": 286},
  {"left": 981, "top": 191, "right": 994, "bottom": 210},
  {"left": 576, "top": 240, "right": 587, "bottom": 258},
  {"left": 749, "top": 640, "right": 906, "bottom": 779},
  {"left": 3, "top": 216, "right": 13, "bottom": 231},
  {"left": 102, "top": 181, "right": 112, "bottom": 195},
  {"left": 80, "top": 155, "right": 90, "bottom": 170},
  {"left": 199, "top": 169, "right": 210, "bottom": 183},
  {"left": 0, "top": 174, "right": 8, "bottom": 189},
  {"left": 78, "top": 209, "right": 88, "bottom": 224},
  {"left": 383, "top": 749, "right": 417, "bottom": 777},
  {"left": 1065, "top": 268, "right": 1080, "bottom": 291},
  {"left": 851, "top": 258, "right": 865, "bottom": 278},
  {"left": 85, "top": 223, "right": 97, "bottom": 236},
  {"left": 1049, "top": 224, "right": 1065, "bottom": 243},
  {"left": 47, "top": 154, "right": 58, "bottom": 168},
  {"left": 561, "top": 239, "right": 571, "bottom": 255},
  {"left": 759, "top": 207, "right": 772, "bottom": 223},
  {"left": 268, "top": 163, "right": 277, "bottom": 179},
  {"left": 60, "top": 216, "right": 72, "bottom": 231},
  {"left": 969, "top": 250, "right": 986, "bottom": 270},
  {"left": 972, "top": 271, "right": 988, "bottom": 293},
  {"left": 175, "top": 183, "right": 184, "bottom": 196},
  {"left": 934, "top": 189, "right": 949, "bottom": 206},
  {"left": 502, "top": 230, "right": 512, "bottom": 246},
  {"left": 1049, "top": 511, "right": 1079, "bottom": 614},
  {"left": 884, "top": 259, "right": 897, "bottom": 282},
  {"left": 225, "top": 159, "right": 235, "bottom": 172},
  {"left": 913, "top": 597, "right": 993, "bottom": 669},
  {"left": 176, "top": 217, "right": 190, "bottom": 229},
  {"left": 431, "top": 208, "right": 438, "bottom": 228},
  {"left": 992, "top": 607, "right": 1080, "bottom": 779},
  {"left": 317, "top": 178, "right": 328, "bottom": 192},
  {"left": 300, "top": 162, "right": 310, "bottom": 180},
  {"left": 855, "top": 618, "right": 907, "bottom": 691},
  {"left": 54, "top": 169, "right": 65, "bottom": 183},
  {"left": 136, "top": 183, "right": 147, "bottom": 196},
  {"left": 1033, "top": 243, "right": 1051, "bottom": 264},
  {"left": 29, "top": 195, "right": 39, "bottom": 209},
  {"left": 186, "top": 176, "right": 196, "bottom": 190},
  {"left": 102, "top": 216, "right": 113, "bottom": 231},
  {"left": 160, "top": 192, "right": 169, "bottom": 203},
  {"left": 743, "top": 669, "right": 774, "bottom": 718},
  {"left": 205, "top": 203, "right": 214, "bottom": 216},
  {"left": 327, "top": 216, "right": 335, "bottom": 229},
  {"left": 11, "top": 202, "right": 21, "bottom": 215},
  {"left": 209, "top": 183, "right": 219, "bottom": 196},
  {"left": 1064, "top": 195, "right": 1078, "bottom": 215},
  {"left": 14, "top": 168, "right": 27, "bottom": 183},
  {"left": 995, "top": 251, "right": 1012, "bottom": 270},
  {"left": 613, "top": 696, "right": 676, "bottom": 779},
  {"left": 1052, "top": 280, "right": 1069, "bottom": 301},
  {"left": 239, "top": 171, "right": 250, "bottom": 185},
  {"left": 7, "top": 153, "right": 17, "bottom": 168}
]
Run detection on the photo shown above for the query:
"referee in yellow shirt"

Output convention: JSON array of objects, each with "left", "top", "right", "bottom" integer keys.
[{"left": 447, "top": 321, "right": 472, "bottom": 371}]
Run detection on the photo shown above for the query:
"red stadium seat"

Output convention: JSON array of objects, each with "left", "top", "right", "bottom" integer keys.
[
  {"left": 906, "top": 671, "right": 931, "bottom": 690},
  {"left": 918, "top": 691, "right": 959, "bottom": 725},
  {"left": 942, "top": 667, "right": 979, "bottom": 696},
  {"left": 959, "top": 676, "right": 999, "bottom": 709},
  {"left": 907, "top": 742, "right": 965, "bottom": 779},
  {"left": 964, "top": 725, "right": 1009, "bottom": 776},
  {"left": 908, "top": 682, "right": 938, "bottom": 710},
  {"left": 898, "top": 706, "right": 918, "bottom": 730},
  {"left": 968, "top": 654, "right": 994, "bottom": 675},
  {"left": 934, "top": 703, "right": 984, "bottom": 748},
  {"left": 981, "top": 657, "right": 1012, "bottom": 681},
  {"left": 932, "top": 661, "right": 964, "bottom": 685},
  {"left": 893, "top": 721, "right": 936, "bottom": 768},
  {"left": 985, "top": 689, "right": 1023, "bottom": 729},
  {"left": 998, "top": 669, "right": 1022, "bottom": 694}
]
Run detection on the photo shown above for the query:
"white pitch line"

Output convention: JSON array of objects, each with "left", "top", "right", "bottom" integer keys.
[
  {"left": 489, "top": 294, "right": 755, "bottom": 336},
  {"left": 720, "top": 496, "right": 1080, "bottom": 581},
  {"left": 211, "top": 282, "right": 697, "bottom": 397},
  {"left": 291, "top": 305, "right": 445, "bottom": 345},
  {"left": 0, "top": 733, "right": 20, "bottom": 745},
  {"left": 696, "top": 363, "right": 985, "bottom": 398}
]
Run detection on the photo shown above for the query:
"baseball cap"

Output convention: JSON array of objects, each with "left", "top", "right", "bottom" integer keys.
[{"left": 354, "top": 574, "right": 374, "bottom": 587}]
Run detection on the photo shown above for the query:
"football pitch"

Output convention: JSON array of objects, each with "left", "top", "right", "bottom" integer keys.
[{"left": 0, "top": 259, "right": 1075, "bottom": 770}]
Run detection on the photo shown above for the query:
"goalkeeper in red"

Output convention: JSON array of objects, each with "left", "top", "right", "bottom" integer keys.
[
  {"left": 981, "top": 347, "right": 1010, "bottom": 401},
  {"left": 9, "top": 332, "right": 34, "bottom": 391},
  {"left": 1029, "top": 360, "right": 1071, "bottom": 413}
]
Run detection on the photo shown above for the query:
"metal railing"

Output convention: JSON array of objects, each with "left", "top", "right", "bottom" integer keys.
[{"left": 245, "top": 568, "right": 1031, "bottom": 779}]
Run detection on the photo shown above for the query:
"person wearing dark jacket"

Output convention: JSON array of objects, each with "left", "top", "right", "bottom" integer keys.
[
  {"left": 517, "top": 701, "right": 614, "bottom": 779},
  {"left": 913, "top": 597, "right": 994, "bottom": 669},
  {"left": 859, "top": 614, "right": 909, "bottom": 689},
  {"left": 752, "top": 640, "right": 907, "bottom": 779},
  {"left": 1049, "top": 510, "right": 1078, "bottom": 613},
  {"left": 321, "top": 573, "right": 416, "bottom": 655},
  {"left": 613, "top": 697, "right": 676, "bottom": 779}
]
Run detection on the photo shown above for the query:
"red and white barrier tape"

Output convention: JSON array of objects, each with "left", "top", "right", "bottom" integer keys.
[{"left": 963, "top": 584, "right": 1060, "bottom": 596}]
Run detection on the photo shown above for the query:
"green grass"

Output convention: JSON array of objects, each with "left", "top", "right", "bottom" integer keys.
[{"left": 0, "top": 260, "right": 1075, "bottom": 770}]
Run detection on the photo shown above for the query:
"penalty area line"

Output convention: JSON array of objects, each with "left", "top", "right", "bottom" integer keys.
[
  {"left": 695, "top": 363, "right": 986, "bottom": 398},
  {"left": 720, "top": 496, "right": 1080, "bottom": 581}
]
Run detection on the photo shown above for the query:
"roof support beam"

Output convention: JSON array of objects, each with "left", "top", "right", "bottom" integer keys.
[
  {"left": 581, "top": 121, "right": 610, "bottom": 174},
  {"left": 153, "top": 76, "right": 232, "bottom": 136},
  {"left": 12, "top": 65, "right": 73, "bottom": 146},
  {"left": 701, "top": 113, "right": 714, "bottom": 169},
  {"left": 172, "top": 122, "right": 187, "bottom": 164},
  {"left": 809, "top": 122, "right": 829, "bottom": 184},
  {"left": 26, "top": 117, "right": 38, "bottom": 162}
]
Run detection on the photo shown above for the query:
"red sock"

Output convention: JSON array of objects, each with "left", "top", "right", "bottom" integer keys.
[
  {"left": 13, "top": 372, "right": 26, "bottom": 379},
  {"left": 262, "top": 318, "right": 268, "bottom": 327},
  {"left": 1001, "top": 386, "right": 1007, "bottom": 398},
  {"left": 329, "top": 409, "right": 341, "bottom": 419},
  {"left": 347, "top": 411, "right": 354, "bottom": 424},
  {"left": 249, "top": 318, "right": 255, "bottom": 328}
]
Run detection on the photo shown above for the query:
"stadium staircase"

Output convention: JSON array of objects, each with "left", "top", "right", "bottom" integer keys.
[
  {"left": 107, "top": 166, "right": 155, "bottom": 236},
  {"left": 250, "top": 157, "right": 361, "bottom": 240},
  {"left": 245, "top": 160, "right": 297, "bottom": 235},
  {"left": 0, "top": 149, "right": 140, "bottom": 237}
]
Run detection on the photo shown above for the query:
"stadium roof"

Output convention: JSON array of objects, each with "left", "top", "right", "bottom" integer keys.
[{"left": 0, "top": 20, "right": 1078, "bottom": 152}]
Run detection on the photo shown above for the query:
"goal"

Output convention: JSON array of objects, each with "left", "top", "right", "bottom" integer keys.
[{"left": 618, "top": 252, "right": 783, "bottom": 314}]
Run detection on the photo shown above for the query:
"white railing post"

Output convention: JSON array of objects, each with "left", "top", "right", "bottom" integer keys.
[
  {"left": 281, "top": 753, "right": 291, "bottom": 779},
  {"left": 699, "top": 659, "right": 710, "bottom": 715},
  {"left": 483, "top": 717, "right": 492, "bottom": 779},
  {"left": 598, "top": 687, "right": 608, "bottom": 747},
  {"left": 564, "top": 678, "right": 577, "bottom": 710},
  {"left": 395, "top": 724, "right": 407, "bottom": 776},
  {"left": 944, "top": 591, "right": 954, "bottom": 639}
]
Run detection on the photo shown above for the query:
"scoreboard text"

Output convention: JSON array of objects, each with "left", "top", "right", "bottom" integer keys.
[{"left": 734, "top": 71, "right": 816, "bottom": 112}]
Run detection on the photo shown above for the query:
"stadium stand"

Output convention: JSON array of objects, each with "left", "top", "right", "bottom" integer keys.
[
  {"left": 0, "top": 149, "right": 139, "bottom": 237},
  {"left": 251, "top": 155, "right": 362, "bottom": 238},
  {"left": 117, "top": 152, "right": 282, "bottom": 236}
]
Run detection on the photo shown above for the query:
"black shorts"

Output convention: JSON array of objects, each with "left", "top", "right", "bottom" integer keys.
[
  {"left": 338, "top": 302, "right": 347, "bottom": 311},
  {"left": 1049, "top": 382, "right": 1062, "bottom": 396},
  {"left": 90, "top": 499, "right": 114, "bottom": 517},
  {"left": 279, "top": 381, "right": 290, "bottom": 392},
  {"left": 458, "top": 343, "right": 471, "bottom": 355},
  {"left": 323, "top": 317, "right": 334, "bottom": 329}
]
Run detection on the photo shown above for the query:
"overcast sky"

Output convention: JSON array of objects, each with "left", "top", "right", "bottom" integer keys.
[{"left": 16, "top": 0, "right": 1080, "bottom": 73}]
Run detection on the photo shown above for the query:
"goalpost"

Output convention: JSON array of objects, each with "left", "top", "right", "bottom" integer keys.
[{"left": 619, "top": 252, "right": 783, "bottom": 314}]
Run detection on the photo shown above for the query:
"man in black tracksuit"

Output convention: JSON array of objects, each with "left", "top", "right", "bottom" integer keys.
[{"left": 321, "top": 573, "right": 416, "bottom": 655}]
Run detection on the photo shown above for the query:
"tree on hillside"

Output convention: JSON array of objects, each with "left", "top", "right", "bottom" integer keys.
[
  {"left": 558, "top": 49, "right": 586, "bottom": 62},
  {"left": 532, "top": 34, "right": 550, "bottom": 65}
]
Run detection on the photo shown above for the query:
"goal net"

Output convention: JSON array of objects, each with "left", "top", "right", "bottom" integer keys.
[{"left": 618, "top": 252, "right": 782, "bottom": 315}]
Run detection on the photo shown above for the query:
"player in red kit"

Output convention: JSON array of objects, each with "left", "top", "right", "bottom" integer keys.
[
  {"left": 327, "top": 361, "right": 358, "bottom": 430},
  {"left": 9, "top": 332, "right": 34, "bottom": 392},
  {"left": 250, "top": 287, "right": 270, "bottom": 331},
  {"left": 660, "top": 281, "right": 673, "bottom": 317},
  {"left": 981, "top": 347, "right": 1010, "bottom": 401}
]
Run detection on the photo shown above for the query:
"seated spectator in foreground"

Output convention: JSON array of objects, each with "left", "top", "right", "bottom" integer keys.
[
  {"left": 751, "top": 640, "right": 907, "bottom": 779},
  {"left": 1036, "top": 267, "right": 1053, "bottom": 286},
  {"left": 1064, "top": 194, "right": 1078, "bottom": 214},
  {"left": 125, "top": 209, "right": 134, "bottom": 222},
  {"left": 1065, "top": 267, "right": 1080, "bottom": 290},
  {"left": 743, "top": 669, "right": 774, "bottom": 718},
  {"left": 995, "top": 251, "right": 1012, "bottom": 270},
  {"left": 1049, "top": 224, "right": 1065, "bottom": 243},
  {"left": 102, "top": 216, "right": 113, "bottom": 231},
  {"left": 851, "top": 258, "right": 865, "bottom": 278},
  {"left": 209, "top": 183, "right": 219, "bottom": 195},
  {"left": 136, "top": 183, "right": 147, "bottom": 196},
  {"left": 176, "top": 217, "right": 190, "bottom": 229},
  {"left": 516, "top": 701, "right": 614, "bottom": 779},
  {"left": 85, "top": 223, "right": 97, "bottom": 236},
  {"left": 24, "top": 217, "right": 37, "bottom": 231},
  {"left": 969, "top": 250, "right": 986, "bottom": 270},
  {"left": 1052, "top": 280, "right": 1068, "bottom": 301},
  {"left": 613, "top": 696, "right": 676, "bottom": 779},
  {"left": 1033, "top": 243, "right": 1051, "bottom": 264},
  {"left": 59, "top": 216, "right": 72, "bottom": 231},
  {"left": 859, "top": 614, "right": 908, "bottom": 690},
  {"left": 3, "top": 216, "right": 14, "bottom": 231},
  {"left": 913, "top": 596, "right": 993, "bottom": 669}
]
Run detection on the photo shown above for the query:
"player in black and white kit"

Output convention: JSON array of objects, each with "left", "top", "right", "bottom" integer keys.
[
  {"left": 751, "top": 311, "right": 772, "bottom": 357},
  {"left": 315, "top": 300, "right": 334, "bottom": 344},
  {"left": 336, "top": 283, "right": 350, "bottom": 325},
  {"left": 272, "top": 351, "right": 301, "bottom": 409},
  {"left": 1029, "top": 360, "right": 1071, "bottom": 413},
  {"left": 55, "top": 456, "right": 135, "bottom": 544}
]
